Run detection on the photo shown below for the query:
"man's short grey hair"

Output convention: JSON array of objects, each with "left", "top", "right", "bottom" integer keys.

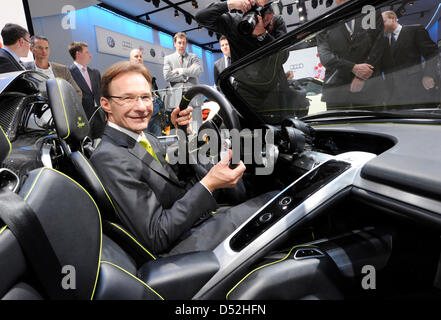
[{"left": 30, "top": 35, "right": 49, "bottom": 48}]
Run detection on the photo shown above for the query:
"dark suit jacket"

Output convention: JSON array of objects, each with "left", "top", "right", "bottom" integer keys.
[
  {"left": 0, "top": 48, "right": 26, "bottom": 73},
  {"left": 69, "top": 64, "right": 101, "bottom": 119},
  {"left": 25, "top": 61, "right": 82, "bottom": 99},
  {"left": 317, "top": 12, "right": 387, "bottom": 107},
  {"left": 382, "top": 25, "right": 440, "bottom": 105},
  {"left": 214, "top": 56, "right": 227, "bottom": 87},
  {"left": 90, "top": 126, "right": 218, "bottom": 254}
]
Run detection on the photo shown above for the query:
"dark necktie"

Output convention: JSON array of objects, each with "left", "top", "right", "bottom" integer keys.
[
  {"left": 180, "top": 55, "right": 184, "bottom": 66},
  {"left": 390, "top": 33, "right": 397, "bottom": 47},
  {"left": 227, "top": 57, "right": 231, "bottom": 68}
]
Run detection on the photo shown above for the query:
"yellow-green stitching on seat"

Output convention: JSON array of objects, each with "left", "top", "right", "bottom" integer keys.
[
  {"left": 0, "top": 126, "right": 12, "bottom": 156},
  {"left": 55, "top": 78, "right": 70, "bottom": 140},
  {"left": 23, "top": 167, "right": 102, "bottom": 300},
  {"left": 226, "top": 244, "right": 317, "bottom": 300},
  {"left": 100, "top": 260, "right": 164, "bottom": 300},
  {"left": 110, "top": 223, "right": 156, "bottom": 260},
  {"left": 0, "top": 225, "right": 7, "bottom": 236},
  {"left": 77, "top": 152, "right": 120, "bottom": 220}
]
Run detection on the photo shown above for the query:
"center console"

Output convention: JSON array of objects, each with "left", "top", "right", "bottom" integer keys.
[{"left": 193, "top": 151, "right": 377, "bottom": 299}]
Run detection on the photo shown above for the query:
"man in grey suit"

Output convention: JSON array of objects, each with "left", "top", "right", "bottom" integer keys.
[
  {"left": 68, "top": 41, "right": 105, "bottom": 139},
  {"left": 163, "top": 32, "right": 203, "bottom": 129},
  {"left": 91, "top": 61, "right": 275, "bottom": 255},
  {"left": 213, "top": 35, "right": 231, "bottom": 88},
  {"left": 0, "top": 23, "right": 30, "bottom": 73},
  {"left": 25, "top": 35, "right": 82, "bottom": 99}
]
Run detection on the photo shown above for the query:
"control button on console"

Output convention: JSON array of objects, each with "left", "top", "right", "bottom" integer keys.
[
  {"left": 259, "top": 212, "right": 273, "bottom": 224},
  {"left": 279, "top": 196, "right": 293, "bottom": 207}
]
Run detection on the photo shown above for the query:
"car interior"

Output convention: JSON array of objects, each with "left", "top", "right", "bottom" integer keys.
[{"left": 1, "top": 0, "right": 441, "bottom": 301}]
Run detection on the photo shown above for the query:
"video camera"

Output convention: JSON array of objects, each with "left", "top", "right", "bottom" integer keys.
[{"left": 237, "top": 0, "right": 282, "bottom": 36}]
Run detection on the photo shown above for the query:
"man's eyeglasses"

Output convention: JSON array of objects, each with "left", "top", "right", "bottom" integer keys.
[{"left": 107, "top": 95, "right": 153, "bottom": 105}]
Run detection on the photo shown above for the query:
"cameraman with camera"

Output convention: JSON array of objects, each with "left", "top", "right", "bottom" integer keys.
[{"left": 195, "top": 0, "right": 287, "bottom": 63}]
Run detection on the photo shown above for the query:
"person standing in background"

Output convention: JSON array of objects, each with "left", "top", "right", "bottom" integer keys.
[
  {"left": 0, "top": 23, "right": 30, "bottom": 73},
  {"left": 69, "top": 41, "right": 105, "bottom": 139},
  {"left": 163, "top": 32, "right": 203, "bottom": 132}
]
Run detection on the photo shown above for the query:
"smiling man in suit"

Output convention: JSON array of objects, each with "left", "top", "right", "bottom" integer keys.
[
  {"left": 0, "top": 23, "right": 30, "bottom": 73},
  {"left": 68, "top": 41, "right": 105, "bottom": 139},
  {"left": 214, "top": 36, "right": 231, "bottom": 88},
  {"left": 91, "top": 61, "right": 274, "bottom": 255},
  {"left": 382, "top": 10, "right": 439, "bottom": 108},
  {"left": 26, "top": 36, "right": 82, "bottom": 99},
  {"left": 163, "top": 32, "right": 203, "bottom": 130}
]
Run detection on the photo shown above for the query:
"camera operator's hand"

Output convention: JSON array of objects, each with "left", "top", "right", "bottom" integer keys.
[
  {"left": 252, "top": 15, "right": 266, "bottom": 36},
  {"left": 227, "top": 0, "right": 255, "bottom": 13}
]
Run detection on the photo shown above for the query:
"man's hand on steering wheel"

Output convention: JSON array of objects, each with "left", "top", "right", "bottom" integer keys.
[{"left": 171, "top": 106, "right": 193, "bottom": 133}]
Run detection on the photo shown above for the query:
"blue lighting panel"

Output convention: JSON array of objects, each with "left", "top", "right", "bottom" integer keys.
[
  {"left": 76, "top": 6, "right": 153, "bottom": 43},
  {"left": 159, "top": 32, "right": 174, "bottom": 50},
  {"left": 191, "top": 44, "right": 203, "bottom": 59}
]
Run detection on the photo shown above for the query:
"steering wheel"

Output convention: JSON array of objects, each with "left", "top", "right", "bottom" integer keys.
[{"left": 179, "top": 85, "right": 241, "bottom": 174}]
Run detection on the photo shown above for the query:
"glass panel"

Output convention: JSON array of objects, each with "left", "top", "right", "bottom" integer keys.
[{"left": 230, "top": 0, "right": 441, "bottom": 124}]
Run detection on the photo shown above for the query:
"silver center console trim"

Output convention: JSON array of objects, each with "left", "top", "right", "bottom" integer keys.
[{"left": 193, "top": 151, "right": 376, "bottom": 299}]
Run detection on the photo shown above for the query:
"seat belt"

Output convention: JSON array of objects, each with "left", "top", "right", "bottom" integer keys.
[{"left": 0, "top": 188, "right": 74, "bottom": 299}]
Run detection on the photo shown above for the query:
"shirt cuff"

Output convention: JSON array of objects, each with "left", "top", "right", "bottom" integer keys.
[{"left": 199, "top": 181, "right": 213, "bottom": 195}]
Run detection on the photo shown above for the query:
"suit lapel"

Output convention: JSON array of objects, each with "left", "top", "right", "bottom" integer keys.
[
  {"left": 71, "top": 64, "right": 93, "bottom": 95},
  {"left": 104, "top": 127, "right": 181, "bottom": 185}
]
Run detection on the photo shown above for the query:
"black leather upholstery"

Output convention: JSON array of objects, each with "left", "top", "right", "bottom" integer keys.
[
  {"left": 2, "top": 283, "right": 43, "bottom": 300},
  {"left": 95, "top": 262, "right": 164, "bottom": 300},
  {"left": 46, "top": 78, "right": 89, "bottom": 152},
  {"left": 102, "top": 221, "right": 157, "bottom": 266},
  {"left": 138, "top": 251, "right": 220, "bottom": 300},
  {"left": 69, "top": 151, "right": 119, "bottom": 221},
  {"left": 18, "top": 167, "right": 102, "bottom": 299},
  {"left": 101, "top": 234, "right": 137, "bottom": 276},
  {"left": 0, "top": 228, "right": 28, "bottom": 298}
]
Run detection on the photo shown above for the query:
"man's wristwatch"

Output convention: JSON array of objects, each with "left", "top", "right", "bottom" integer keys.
[{"left": 257, "top": 30, "right": 268, "bottom": 41}]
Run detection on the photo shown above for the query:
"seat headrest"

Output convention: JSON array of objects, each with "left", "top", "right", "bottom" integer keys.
[
  {"left": 46, "top": 78, "right": 89, "bottom": 151},
  {"left": 19, "top": 167, "right": 102, "bottom": 299},
  {"left": 0, "top": 126, "right": 11, "bottom": 163}
]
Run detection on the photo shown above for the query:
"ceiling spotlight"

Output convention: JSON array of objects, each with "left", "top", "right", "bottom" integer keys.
[
  {"left": 298, "top": 6, "right": 303, "bottom": 12},
  {"left": 185, "top": 14, "right": 192, "bottom": 25},
  {"left": 299, "top": 15, "right": 305, "bottom": 21},
  {"left": 287, "top": 4, "right": 293, "bottom": 15},
  {"left": 325, "top": 0, "right": 333, "bottom": 8},
  {"left": 174, "top": 9, "right": 179, "bottom": 17},
  {"left": 145, "top": 13, "right": 150, "bottom": 21},
  {"left": 311, "top": 0, "right": 318, "bottom": 9}
]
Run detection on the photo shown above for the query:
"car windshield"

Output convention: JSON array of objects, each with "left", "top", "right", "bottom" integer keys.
[{"left": 227, "top": 0, "right": 441, "bottom": 124}]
